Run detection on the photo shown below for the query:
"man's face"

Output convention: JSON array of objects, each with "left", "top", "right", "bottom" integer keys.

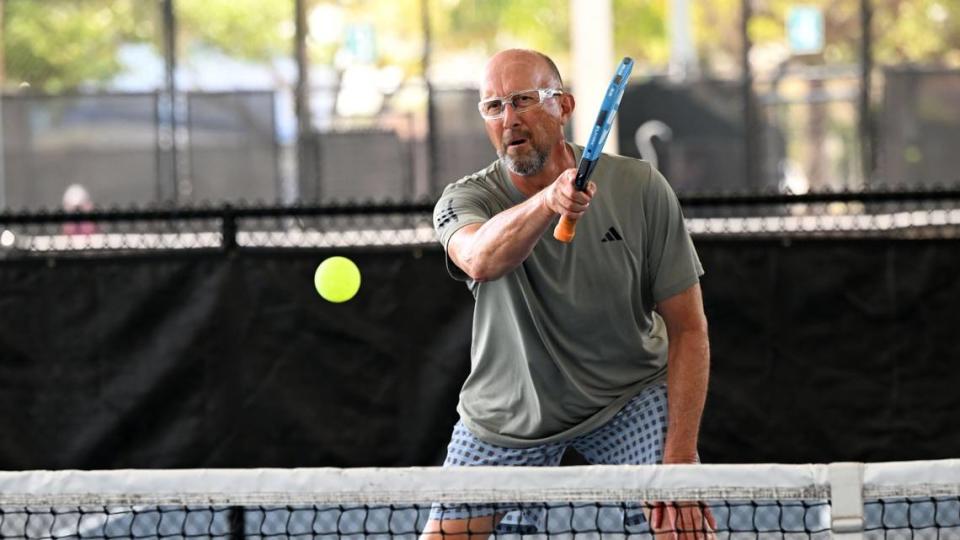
[{"left": 480, "top": 56, "right": 566, "bottom": 176}]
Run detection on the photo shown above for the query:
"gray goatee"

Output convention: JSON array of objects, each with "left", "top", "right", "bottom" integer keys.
[{"left": 500, "top": 147, "right": 548, "bottom": 176}]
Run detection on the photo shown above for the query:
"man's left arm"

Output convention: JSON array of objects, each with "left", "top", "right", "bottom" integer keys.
[{"left": 655, "top": 282, "right": 710, "bottom": 465}]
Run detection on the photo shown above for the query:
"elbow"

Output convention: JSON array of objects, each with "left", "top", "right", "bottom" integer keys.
[
  {"left": 463, "top": 261, "right": 501, "bottom": 282},
  {"left": 460, "top": 252, "right": 508, "bottom": 282},
  {"left": 454, "top": 242, "right": 513, "bottom": 282},
  {"left": 466, "top": 269, "right": 490, "bottom": 282}
]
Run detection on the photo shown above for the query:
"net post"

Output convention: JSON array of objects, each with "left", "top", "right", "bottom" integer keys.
[{"left": 829, "top": 462, "right": 864, "bottom": 540}]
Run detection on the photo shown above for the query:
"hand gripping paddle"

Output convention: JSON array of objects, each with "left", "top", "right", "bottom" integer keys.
[{"left": 553, "top": 57, "right": 633, "bottom": 243}]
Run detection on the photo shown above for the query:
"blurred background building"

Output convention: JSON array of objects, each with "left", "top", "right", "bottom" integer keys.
[{"left": 0, "top": 0, "right": 957, "bottom": 209}]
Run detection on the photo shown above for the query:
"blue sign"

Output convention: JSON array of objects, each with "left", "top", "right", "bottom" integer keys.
[
  {"left": 344, "top": 24, "right": 377, "bottom": 64},
  {"left": 787, "top": 6, "right": 824, "bottom": 55}
]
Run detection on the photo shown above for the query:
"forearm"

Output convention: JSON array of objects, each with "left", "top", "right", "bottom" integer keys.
[
  {"left": 663, "top": 328, "right": 710, "bottom": 463},
  {"left": 457, "top": 191, "right": 555, "bottom": 281}
]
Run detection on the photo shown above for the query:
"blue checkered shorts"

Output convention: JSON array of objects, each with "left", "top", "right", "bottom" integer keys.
[{"left": 428, "top": 382, "right": 668, "bottom": 533}]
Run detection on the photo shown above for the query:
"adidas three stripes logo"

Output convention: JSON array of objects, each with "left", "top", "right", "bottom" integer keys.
[{"left": 601, "top": 227, "right": 623, "bottom": 243}]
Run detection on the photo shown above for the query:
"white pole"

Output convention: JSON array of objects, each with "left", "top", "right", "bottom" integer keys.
[
  {"left": 0, "top": 91, "right": 6, "bottom": 210},
  {"left": 0, "top": 0, "right": 6, "bottom": 209},
  {"left": 570, "top": 0, "right": 618, "bottom": 154},
  {"left": 669, "top": 0, "right": 699, "bottom": 81}
]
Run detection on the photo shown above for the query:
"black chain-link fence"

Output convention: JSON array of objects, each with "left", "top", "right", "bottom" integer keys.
[
  {"left": 682, "top": 189, "right": 960, "bottom": 239},
  {"left": 0, "top": 85, "right": 499, "bottom": 209},
  {"left": 0, "top": 201, "right": 434, "bottom": 257},
  {"left": 1, "top": 93, "right": 162, "bottom": 208},
  {"left": 2, "top": 187, "right": 959, "bottom": 260},
  {"left": 1, "top": 68, "right": 958, "bottom": 214}
]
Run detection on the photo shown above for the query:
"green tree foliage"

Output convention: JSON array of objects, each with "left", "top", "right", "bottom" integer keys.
[
  {"left": 1, "top": 0, "right": 293, "bottom": 92},
  {"left": 751, "top": 0, "right": 869, "bottom": 64},
  {"left": 176, "top": 0, "right": 292, "bottom": 61},
  {"left": 432, "top": 0, "right": 569, "bottom": 59},
  {"left": 427, "top": 0, "right": 672, "bottom": 77},
  {"left": 2, "top": 0, "right": 958, "bottom": 92},
  {"left": 2, "top": 0, "right": 153, "bottom": 92},
  {"left": 748, "top": 0, "right": 959, "bottom": 66},
  {"left": 306, "top": 0, "right": 425, "bottom": 74},
  {"left": 693, "top": 0, "right": 744, "bottom": 73},
  {"left": 873, "top": 0, "right": 960, "bottom": 65},
  {"left": 614, "top": 0, "right": 669, "bottom": 70}
]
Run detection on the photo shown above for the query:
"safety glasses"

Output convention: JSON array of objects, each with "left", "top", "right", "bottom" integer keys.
[{"left": 477, "top": 88, "right": 564, "bottom": 120}]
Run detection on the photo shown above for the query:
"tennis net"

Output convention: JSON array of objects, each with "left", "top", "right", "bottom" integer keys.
[{"left": 0, "top": 461, "right": 958, "bottom": 539}]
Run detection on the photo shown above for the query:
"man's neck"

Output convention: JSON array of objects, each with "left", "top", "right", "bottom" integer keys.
[{"left": 508, "top": 141, "right": 576, "bottom": 198}]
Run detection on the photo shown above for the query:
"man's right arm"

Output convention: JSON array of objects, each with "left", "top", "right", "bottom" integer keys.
[{"left": 447, "top": 169, "right": 595, "bottom": 282}]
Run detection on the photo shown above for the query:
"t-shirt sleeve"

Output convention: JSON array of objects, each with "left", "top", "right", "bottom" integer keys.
[
  {"left": 641, "top": 166, "right": 704, "bottom": 303},
  {"left": 433, "top": 181, "right": 493, "bottom": 281}
]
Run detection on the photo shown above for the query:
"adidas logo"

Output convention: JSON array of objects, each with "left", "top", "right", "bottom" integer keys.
[{"left": 601, "top": 227, "right": 623, "bottom": 243}]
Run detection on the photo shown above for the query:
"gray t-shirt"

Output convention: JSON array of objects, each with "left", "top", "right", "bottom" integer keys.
[{"left": 433, "top": 144, "right": 703, "bottom": 448}]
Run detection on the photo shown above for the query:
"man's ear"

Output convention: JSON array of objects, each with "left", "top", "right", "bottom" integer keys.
[{"left": 559, "top": 93, "right": 575, "bottom": 124}]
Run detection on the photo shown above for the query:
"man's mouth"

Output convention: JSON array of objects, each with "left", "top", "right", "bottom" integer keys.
[{"left": 506, "top": 137, "right": 528, "bottom": 148}]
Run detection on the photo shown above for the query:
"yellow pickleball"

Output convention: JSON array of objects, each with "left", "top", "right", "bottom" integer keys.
[{"left": 314, "top": 256, "right": 361, "bottom": 303}]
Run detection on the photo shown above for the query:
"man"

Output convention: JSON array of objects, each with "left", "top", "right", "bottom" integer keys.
[{"left": 425, "top": 49, "right": 712, "bottom": 539}]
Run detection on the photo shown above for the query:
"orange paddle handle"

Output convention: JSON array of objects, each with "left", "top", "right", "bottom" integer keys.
[{"left": 553, "top": 215, "right": 578, "bottom": 243}]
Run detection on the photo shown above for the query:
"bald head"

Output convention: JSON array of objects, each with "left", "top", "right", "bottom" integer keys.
[
  {"left": 477, "top": 49, "right": 574, "bottom": 179},
  {"left": 480, "top": 49, "right": 563, "bottom": 98}
]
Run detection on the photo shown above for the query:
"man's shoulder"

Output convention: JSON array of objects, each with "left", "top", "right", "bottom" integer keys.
[
  {"left": 600, "top": 152, "right": 654, "bottom": 179},
  {"left": 594, "top": 152, "right": 658, "bottom": 196},
  {"left": 438, "top": 160, "right": 502, "bottom": 200}
]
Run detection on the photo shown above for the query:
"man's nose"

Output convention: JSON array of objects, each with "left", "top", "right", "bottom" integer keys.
[{"left": 501, "top": 101, "right": 522, "bottom": 126}]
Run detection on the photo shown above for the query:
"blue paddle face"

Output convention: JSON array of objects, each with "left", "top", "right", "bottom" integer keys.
[{"left": 574, "top": 57, "right": 634, "bottom": 190}]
